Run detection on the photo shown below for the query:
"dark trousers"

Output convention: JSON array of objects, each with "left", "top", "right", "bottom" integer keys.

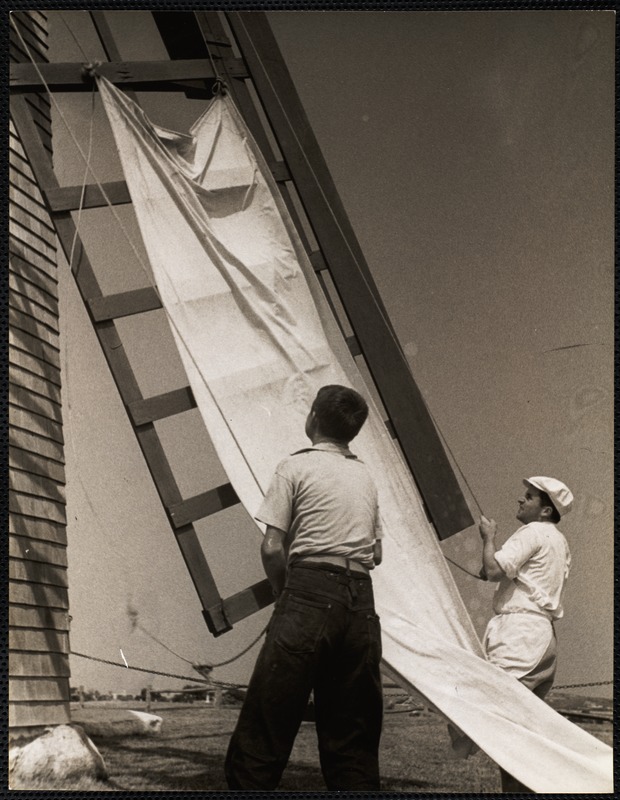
[{"left": 225, "top": 563, "right": 383, "bottom": 790}]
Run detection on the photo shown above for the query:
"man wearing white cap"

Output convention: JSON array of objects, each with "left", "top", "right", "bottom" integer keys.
[{"left": 479, "top": 476, "right": 573, "bottom": 793}]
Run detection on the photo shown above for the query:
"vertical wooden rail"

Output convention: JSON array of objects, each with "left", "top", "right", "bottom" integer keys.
[
  {"left": 10, "top": 92, "right": 231, "bottom": 635},
  {"left": 226, "top": 12, "right": 473, "bottom": 538}
]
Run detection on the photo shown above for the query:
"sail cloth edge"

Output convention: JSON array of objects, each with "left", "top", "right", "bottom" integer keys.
[{"left": 97, "top": 77, "right": 612, "bottom": 793}]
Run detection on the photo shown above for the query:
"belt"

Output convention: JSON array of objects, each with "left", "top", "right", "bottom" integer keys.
[{"left": 294, "top": 554, "right": 370, "bottom": 576}]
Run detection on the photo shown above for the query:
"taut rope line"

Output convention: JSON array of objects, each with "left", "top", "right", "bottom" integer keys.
[{"left": 70, "top": 650, "right": 612, "bottom": 693}]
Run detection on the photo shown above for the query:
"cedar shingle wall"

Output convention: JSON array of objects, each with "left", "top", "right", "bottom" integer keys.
[{"left": 9, "top": 10, "right": 71, "bottom": 739}]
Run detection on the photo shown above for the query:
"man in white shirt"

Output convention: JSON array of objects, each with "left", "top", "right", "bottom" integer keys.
[
  {"left": 225, "top": 385, "right": 383, "bottom": 791},
  {"left": 479, "top": 475, "right": 573, "bottom": 792}
]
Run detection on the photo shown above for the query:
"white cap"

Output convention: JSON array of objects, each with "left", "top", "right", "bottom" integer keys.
[{"left": 524, "top": 476, "right": 573, "bottom": 517}]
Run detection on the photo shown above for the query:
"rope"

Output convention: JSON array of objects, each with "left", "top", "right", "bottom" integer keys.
[
  {"left": 204, "top": 623, "right": 268, "bottom": 668},
  {"left": 552, "top": 680, "right": 613, "bottom": 690},
  {"left": 444, "top": 555, "right": 483, "bottom": 581},
  {"left": 59, "top": 11, "right": 90, "bottom": 62},
  {"left": 127, "top": 602, "right": 268, "bottom": 669},
  {"left": 72, "top": 651, "right": 212, "bottom": 684},
  {"left": 68, "top": 86, "right": 96, "bottom": 273},
  {"left": 203, "top": 37, "right": 227, "bottom": 96},
  {"left": 71, "top": 651, "right": 247, "bottom": 690}
]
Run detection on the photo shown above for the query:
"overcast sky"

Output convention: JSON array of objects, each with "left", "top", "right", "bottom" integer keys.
[{"left": 45, "top": 10, "right": 613, "bottom": 698}]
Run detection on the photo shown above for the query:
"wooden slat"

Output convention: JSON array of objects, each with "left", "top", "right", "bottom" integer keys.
[
  {"left": 9, "top": 244, "right": 59, "bottom": 295},
  {"left": 9, "top": 406, "right": 64, "bottom": 444},
  {"left": 10, "top": 383, "right": 62, "bottom": 423},
  {"left": 10, "top": 57, "right": 248, "bottom": 92},
  {"left": 9, "top": 145, "right": 37, "bottom": 181},
  {"left": 10, "top": 163, "right": 46, "bottom": 205},
  {"left": 88, "top": 286, "right": 162, "bottom": 322},
  {"left": 218, "top": 579, "right": 274, "bottom": 630},
  {"left": 25, "top": 94, "right": 53, "bottom": 127},
  {"left": 9, "top": 558, "right": 68, "bottom": 588},
  {"left": 9, "top": 219, "right": 57, "bottom": 262},
  {"left": 11, "top": 9, "right": 48, "bottom": 36},
  {"left": 9, "top": 605, "right": 70, "bottom": 630},
  {"left": 9, "top": 472, "right": 66, "bottom": 507},
  {"left": 9, "top": 427, "right": 65, "bottom": 464},
  {"left": 9, "top": 207, "right": 56, "bottom": 247},
  {"left": 9, "top": 535, "right": 68, "bottom": 572},
  {"left": 10, "top": 195, "right": 56, "bottom": 238},
  {"left": 232, "top": 13, "right": 475, "bottom": 538},
  {"left": 45, "top": 165, "right": 288, "bottom": 215},
  {"left": 9, "top": 493, "right": 66, "bottom": 526},
  {"left": 9, "top": 677, "right": 70, "bottom": 703},
  {"left": 174, "top": 526, "right": 229, "bottom": 634},
  {"left": 128, "top": 386, "right": 196, "bottom": 425},
  {"left": 9, "top": 629, "right": 70, "bottom": 653},
  {"left": 10, "top": 11, "right": 48, "bottom": 48},
  {"left": 9, "top": 365, "right": 62, "bottom": 404},
  {"left": 9, "top": 269, "right": 59, "bottom": 313},
  {"left": 9, "top": 580, "right": 69, "bottom": 609},
  {"left": 168, "top": 483, "right": 240, "bottom": 528},
  {"left": 10, "top": 328, "right": 61, "bottom": 370},
  {"left": 10, "top": 289, "right": 60, "bottom": 333},
  {"left": 270, "top": 160, "right": 291, "bottom": 182},
  {"left": 10, "top": 185, "right": 50, "bottom": 226},
  {"left": 9, "top": 446, "right": 65, "bottom": 483},
  {"left": 18, "top": 10, "right": 48, "bottom": 39},
  {"left": 9, "top": 651, "right": 70, "bottom": 678},
  {"left": 9, "top": 347, "right": 61, "bottom": 388},
  {"left": 10, "top": 23, "right": 48, "bottom": 61},
  {"left": 9, "top": 702, "right": 70, "bottom": 728},
  {"left": 9, "top": 514, "right": 67, "bottom": 546},
  {"left": 346, "top": 335, "right": 362, "bottom": 358},
  {"left": 9, "top": 307, "right": 60, "bottom": 350},
  {"left": 45, "top": 180, "right": 131, "bottom": 212},
  {"left": 309, "top": 249, "right": 327, "bottom": 272}
]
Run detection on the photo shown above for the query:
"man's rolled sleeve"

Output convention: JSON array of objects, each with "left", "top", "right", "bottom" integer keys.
[
  {"left": 255, "top": 472, "right": 293, "bottom": 533},
  {"left": 495, "top": 525, "right": 539, "bottom": 580}
]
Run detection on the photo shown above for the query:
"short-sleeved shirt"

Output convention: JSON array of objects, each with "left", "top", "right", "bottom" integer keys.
[
  {"left": 255, "top": 441, "right": 382, "bottom": 568},
  {"left": 493, "top": 521, "right": 571, "bottom": 620}
]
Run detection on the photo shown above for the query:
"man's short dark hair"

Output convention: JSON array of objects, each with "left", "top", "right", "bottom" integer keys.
[
  {"left": 311, "top": 385, "right": 369, "bottom": 442},
  {"left": 539, "top": 490, "right": 561, "bottom": 524}
]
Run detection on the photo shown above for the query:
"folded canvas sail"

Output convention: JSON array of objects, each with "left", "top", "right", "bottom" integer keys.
[{"left": 97, "top": 77, "right": 612, "bottom": 792}]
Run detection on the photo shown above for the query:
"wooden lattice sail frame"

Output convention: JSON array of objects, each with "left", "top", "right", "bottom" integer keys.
[{"left": 10, "top": 11, "right": 473, "bottom": 649}]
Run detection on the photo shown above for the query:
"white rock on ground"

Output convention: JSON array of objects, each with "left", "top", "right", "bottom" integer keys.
[
  {"left": 9, "top": 724, "right": 107, "bottom": 787},
  {"left": 127, "top": 710, "right": 163, "bottom": 734}
]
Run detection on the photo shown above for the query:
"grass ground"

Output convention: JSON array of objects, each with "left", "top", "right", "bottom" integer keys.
[{"left": 21, "top": 700, "right": 611, "bottom": 792}]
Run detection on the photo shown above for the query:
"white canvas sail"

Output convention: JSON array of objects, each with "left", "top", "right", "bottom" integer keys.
[{"left": 97, "top": 77, "right": 612, "bottom": 792}]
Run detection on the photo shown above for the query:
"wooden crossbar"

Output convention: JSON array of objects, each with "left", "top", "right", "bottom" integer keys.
[
  {"left": 88, "top": 288, "right": 161, "bottom": 321},
  {"left": 128, "top": 388, "right": 196, "bottom": 425},
  {"left": 44, "top": 162, "right": 289, "bottom": 213},
  {"left": 168, "top": 484, "right": 240, "bottom": 528},
  {"left": 10, "top": 58, "right": 248, "bottom": 92}
]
